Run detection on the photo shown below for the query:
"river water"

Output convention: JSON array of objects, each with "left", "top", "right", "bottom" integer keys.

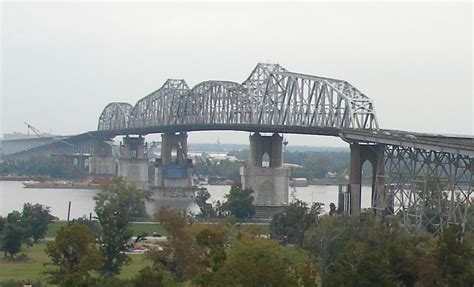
[{"left": 0, "top": 181, "right": 372, "bottom": 220}]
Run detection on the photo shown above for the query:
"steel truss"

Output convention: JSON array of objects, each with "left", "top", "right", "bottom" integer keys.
[
  {"left": 97, "top": 63, "right": 379, "bottom": 132},
  {"left": 98, "top": 102, "right": 133, "bottom": 131},
  {"left": 376, "top": 144, "right": 473, "bottom": 234}
]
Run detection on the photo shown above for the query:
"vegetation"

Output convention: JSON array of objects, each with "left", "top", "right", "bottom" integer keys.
[
  {"left": 0, "top": 156, "right": 80, "bottom": 178},
  {"left": 270, "top": 200, "right": 324, "bottom": 247},
  {"left": 21, "top": 203, "right": 54, "bottom": 242},
  {"left": 1, "top": 211, "right": 30, "bottom": 258},
  {"left": 45, "top": 223, "right": 103, "bottom": 286},
  {"left": 0, "top": 241, "right": 151, "bottom": 283},
  {"left": 194, "top": 182, "right": 255, "bottom": 220},
  {"left": 94, "top": 177, "right": 151, "bottom": 277},
  {"left": 193, "top": 158, "right": 242, "bottom": 181},
  {"left": 222, "top": 183, "right": 255, "bottom": 219},
  {"left": 46, "top": 221, "right": 167, "bottom": 238},
  {"left": 194, "top": 188, "right": 214, "bottom": 219},
  {"left": 302, "top": 212, "right": 474, "bottom": 286},
  {"left": 436, "top": 224, "right": 474, "bottom": 286},
  {"left": 2, "top": 173, "right": 473, "bottom": 286},
  {"left": 150, "top": 208, "right": 315, "bottom": 286},
  {"left": 213, "top": 236, "right": 316, "bottom": 287},
  {"left": 230, "top": 149, "right": 353, "bottom": 180},
  {"left": 1, "top": 203, "right": 53, "bottom": 258}
]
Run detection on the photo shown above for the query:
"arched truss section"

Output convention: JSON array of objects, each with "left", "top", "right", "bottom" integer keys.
[
  {"left": 98, "top": 102, "right": 133, "bottom": 131},
  {"left": 241, "top": 63, "right": 378, "bottom": 129},
  {"left": 128, "top": 79, "right": 190, "bottom": 128},
  {"left": 174, "top": 81, "right": 247, "bottom": 125},
  {"left": 97, "top": 63, "right": 379, "bottom": 131}
]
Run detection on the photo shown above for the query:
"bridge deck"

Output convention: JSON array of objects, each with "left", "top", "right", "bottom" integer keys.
[
  {"left": 4, "top": 126, "right": 473, "bottom": 159},
  {"left": 340, "top": 129, "right": 473, "bottom": 157}
]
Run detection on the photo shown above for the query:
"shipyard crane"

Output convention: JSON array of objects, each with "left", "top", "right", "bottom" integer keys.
[{"left": 24, "top": 122, "right": 46, "bottom": 138}]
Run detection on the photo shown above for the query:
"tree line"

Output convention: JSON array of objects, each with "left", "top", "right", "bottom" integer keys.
[
  {"left": 2, "top": 177, "right": 473, "bottom": 286},
  {"left": 193, "top": 149, "right": 354, "bottom": 183},
  {"left": 1, "top": 203, "right": 55, "bottom": 258},
  {"left": 270, "top": 200, "right": 474, "bottom": 286},
  {"left": 0, "top": 156, "right": 81, "bottom": 178}
]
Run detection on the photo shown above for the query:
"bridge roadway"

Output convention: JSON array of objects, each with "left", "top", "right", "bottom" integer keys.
[{"left": 5, "top": 125, "right": 473, "bottom": 159}]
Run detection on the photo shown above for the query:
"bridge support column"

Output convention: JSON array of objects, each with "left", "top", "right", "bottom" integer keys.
[
  {"left": 349, "top": 143, "right": 386, "bottom": 216},
  {"left": 89, "top": 139, "right": 116, "bottom": 176},
  {"left": 118, "top": 136, "right": 148, "bottom": 189},
  {"left": 349, "top": 143, "right": 362, "bottom": 216},
  {"left": 240, "top": 133, "right": 289, "bottom": 207},
  {"left": 373, "top": 146, "right": 388, "bottom": 216},
  {"left": 154, "top": 132, "right": 193, "bottom": 197}
]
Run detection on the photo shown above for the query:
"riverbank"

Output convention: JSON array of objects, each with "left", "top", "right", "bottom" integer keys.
[{"left": 0, "top": 175, "right": 50, "bottom": 181}]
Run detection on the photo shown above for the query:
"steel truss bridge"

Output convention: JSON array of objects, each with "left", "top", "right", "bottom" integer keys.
[{"left": 8, "top": 63, "right": 473, "bottom": 234}]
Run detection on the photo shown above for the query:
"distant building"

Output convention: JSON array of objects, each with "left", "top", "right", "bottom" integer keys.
[{"left": 0, "top": 132, "right": 67, "bottom": 157}]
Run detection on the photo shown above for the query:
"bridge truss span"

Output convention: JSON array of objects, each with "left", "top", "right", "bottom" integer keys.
[
  {"left": 128, "top": 79, "right": 190, "bottom": 128},
  {"left": 97, "top": 63, "right": 379, "bottom": 134},
  {"left": 377, "top": 144, "right": 473, "bottom": 234},
  {"left": 97, "top": 102, "right": 133, "bottom": 131}
]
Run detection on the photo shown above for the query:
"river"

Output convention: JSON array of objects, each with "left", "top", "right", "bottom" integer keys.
[{"left": 0, "top": 181, "right": 372, "bottom": 220}]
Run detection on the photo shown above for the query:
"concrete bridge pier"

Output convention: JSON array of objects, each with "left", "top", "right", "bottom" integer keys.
[
  {"left": 56, "top": 154, "right": 90, "bottom": 176},
  {"left": 154, "top": 132, "right": 193, "bottom": 196},
  {"left": 118, "top": 136, "right": 149, "bottom": 189},
  {"left": 349, "top": 143, "right": 386, "bottom": 216},
  {"left": 89, "top": 139, "right": 116, "bottom": 176},
  {"left": 240, "top": 133, "right": 290, "bottom": 207}
]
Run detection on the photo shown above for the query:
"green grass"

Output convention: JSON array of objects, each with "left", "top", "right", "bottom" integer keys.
[
  {"left": 46, "top": 221, "right": 167, "bottom": 238},
  {"left": 0, "top": 242, "right": 51, "bottom": 283},
  {"left": 3, "top": 222, "right": 267, "bottom": 283},
  {"left": 117, "top": 253, "right": 152, "bottom": 280},
  {"left": 129, "top": 222, "right": 167, "bottom": 237},
  {"left": 0, "top": 241, "right": 153, "bottom": 284},
  {"left": 45, "top": 221, "right": 68, "bottom": 238},
  {"left": 0, "top": 222, "right": 161, "bottom": 283}
]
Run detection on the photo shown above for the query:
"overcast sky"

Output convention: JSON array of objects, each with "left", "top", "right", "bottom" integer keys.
[{"left": 1, "top": 2, "right": 472, "bottom": 147}]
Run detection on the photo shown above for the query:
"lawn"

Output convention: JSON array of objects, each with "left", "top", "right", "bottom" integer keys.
[
  {"left": 0, "top": 241, "right": 153, "bottom": 284},
  {"left": 46, "top": 221, "right": 167, "bottom": 238},
  {"left": 2, "top": 221, "right": 267, "bottom": 284}
]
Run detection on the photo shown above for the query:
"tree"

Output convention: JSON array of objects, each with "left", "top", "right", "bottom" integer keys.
[
  {"left": 0, "top": 216, "right": 5, "bottom": 236},
  {"left": 436, "top": 224, "right": 474, "bottom": 286},
  {"left": 1, "top": 211, "right": 30, "bottom": 258},
  {"left": 192, "top": 226, "right": 229, "bottom": 286},
  {"left": 130, "top": 266, "right": 166, "bottom": 287},
  {"left": 149, "top": 207, "right": 201, "bottom": 281},
  {"left": 328, "top": 203, "right": 337, "bottom": 216},
  {"left": 21, "top": 203, "right": 53, "bottom": 242},
  {"left": 304, "top": 215, "right": 354, "bottom": 281},
  {"left": 211, "top": 236, "right": 315, "bottom": 287},
  {"left": 324, "top": 241, "right": 400, "bottom": 287},
  {"left": 45, "top": 223, "right": 103, "bottom": 286},
  {"left": 194, "top": 188, "right": 213, "bottom": 218},
  {"left": 72, "top": 217, "right": 102, "bottom": 240},
  {"left": 94, "top": 177, "right": 151, "bottom": 277},
  {"left": 222, "top": 182, "right": 255, "bottom": 219},
  {"left": 270, "top": 200, "right": 322, "bottom": 247},
  {"left": 0, "top": 156, "right": 78, "bottom": 179}
]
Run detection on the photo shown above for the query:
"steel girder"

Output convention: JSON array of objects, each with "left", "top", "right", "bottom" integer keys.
[
  {"left": 97, "top": 102, "right": 133, "bottom": 131},
  {"left": 128, "top": 79, "right": 190, "bottom": 128},
  {"left": 97, "top": 63, "right": 379, "bottom": 132},
  {"left": 376, "top": 144, "right": 473, "bottom": 234}
]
